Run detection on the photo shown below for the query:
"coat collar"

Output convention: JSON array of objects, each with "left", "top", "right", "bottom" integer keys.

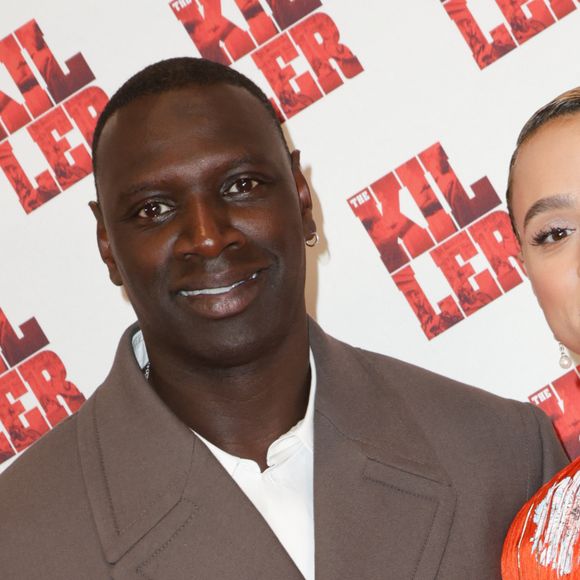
[
  {"left": 309, "top": 319, "right": 456, "bottom": 580},
  {"left": 77, "top": 323, "right": 303, "bottom": 579},
  {"left": 77, "top": 320, "right": 455, "bottom": 579},
  {"left": 310, "top": 319, "right": 449, "bottom": 483}
]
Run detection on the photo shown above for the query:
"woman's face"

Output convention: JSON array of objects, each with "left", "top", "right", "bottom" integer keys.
[{"left": 511, "top": 114, "right": 580, "bottom": 355}]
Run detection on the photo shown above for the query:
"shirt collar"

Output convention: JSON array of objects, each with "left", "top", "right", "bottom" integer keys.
[
  {"left": 132, "top": 330, "right": 148, "bottom": 369},
  {"left": 131, "top": 330, "right": 316, "bottom": 472}
]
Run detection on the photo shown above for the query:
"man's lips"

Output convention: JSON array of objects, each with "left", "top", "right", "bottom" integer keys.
[{"left": 177, "top": 271, "right": 260, "bottom": 297}]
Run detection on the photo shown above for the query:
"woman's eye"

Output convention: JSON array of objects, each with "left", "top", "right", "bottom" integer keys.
[
  {"left": 532, "top": 226, "right": 576, "bottom": 245},
  {"left": 225, "top": 178, "right": 260, "bottom": 195},
  {"left": 137, "top": 201, "right": 172, "bottom": 219}
]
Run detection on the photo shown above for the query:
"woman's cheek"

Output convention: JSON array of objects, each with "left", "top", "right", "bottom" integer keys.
[
  {"left": 525, "top": 258, "right": 558, "bottom": 311},
  {"left": 529, "top": 261, "right": 575, "bottom": 338}
]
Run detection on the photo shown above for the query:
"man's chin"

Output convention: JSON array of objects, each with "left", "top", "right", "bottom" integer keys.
[{"left": 183, "top": 332, "right": 285, "bottom": 369}]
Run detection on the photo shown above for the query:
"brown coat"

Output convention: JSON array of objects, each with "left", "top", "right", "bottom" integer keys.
[{"left": 0, "top": 321, "right": 567, "bottom": 579}]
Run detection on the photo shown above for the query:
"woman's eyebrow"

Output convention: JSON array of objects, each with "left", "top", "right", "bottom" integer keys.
[{"left": 524, "top": 193, "right": 576, "bottom": 230}]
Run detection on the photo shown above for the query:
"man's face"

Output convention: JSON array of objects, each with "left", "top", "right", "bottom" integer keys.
[{"left": 92, "top": 85, "right": 314, "bottom": 366}]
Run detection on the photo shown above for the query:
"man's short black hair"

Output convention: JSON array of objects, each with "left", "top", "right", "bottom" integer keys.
[{"left": 92, "top": 57, "right": 288, "bottom": 179}]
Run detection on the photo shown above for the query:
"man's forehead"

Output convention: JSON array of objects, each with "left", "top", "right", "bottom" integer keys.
[
  {"left": 96, "top": 84, "right": 288, "bottom": 176},
  {"left": 95, "top": 84, "right": 290, "bottom": 194},
  {"left": 101, "top": 84, "right": 275, "bottom": 140}
]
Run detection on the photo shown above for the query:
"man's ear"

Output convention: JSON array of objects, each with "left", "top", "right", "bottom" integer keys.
[
  {"left": 290, "top": 150, "right": 317, "bottom": 240},
  {"left": 89, "top": 201, "right": 123, "bottom": 287}
]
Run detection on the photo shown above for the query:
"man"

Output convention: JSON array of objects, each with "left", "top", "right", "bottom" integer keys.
[{"left": 0, "top": 58, "right": 567, "bottom": 579}]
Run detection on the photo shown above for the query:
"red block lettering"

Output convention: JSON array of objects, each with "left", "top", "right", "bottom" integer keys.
[
  {"left": 0, "top": 309, "right": 49, "bottom": 367},
  {"left": 549, "top": 0, "right": 577, "bottom": 18},
  {"left": 548, "top": 371, "right": 580, "bottom": 458},
  {"left": 442, "top": 0, "right": 578, "bottom": 69},
  {"left": 392, "top": 265, "right": 464, "bottom": 340},
  {"left": 395, "top": 157, "right": 457, "bottom": 243},
  {"left": 350, "top": 172, "right": 438, "bottom": 273},
  {"left": 265, "top": 0, "right": 321, "bottom": 30},
  {"left": 469, "top": 210, "right": 524, "bottom": 292},
  {"left": 530, "top": 370, "right": 580, "bottom": 459},
  {"left": 237, "top": 0, "right": 279, "bottom": 44},
  {"left": 348, "top": 143, "right": 519, "bottom": 339},
  {"left": 442, "top": 0, "right": 516, "bottom": 69},
  {"left": 349, "top": 183, "right": 409, "bottom": 272},
  {"left": 431, "top": 231, "right": 501, "bottom": 316},
  {"left": 0, "top": 430, "right": 15, "bottom": 464},
  {"left": 253, "top": 32, "right": 322, "bottom": 119},
  {"left": 28, "top": 106, "right": 91, "bottom": 190},
  {"left": 495, "top": 0, "right": 555, "bottom": 44},
  {"left": 369, "top": 172, "right": 438, "bottom": 269},
  {"left": 290, "top": 13, "right": 363, "bottom": 93},
  {"left": 0, "top": 139, "right": 60, "bottom": 212},
  {"left": 15, "top": 20, "right": 94, "bottom": 103},
  {"left": 64, "top": 86, "right": 109, "bottom": 147},
  {"left": 19, "top": 351, "right": 85, "bottom": 428},
  {"left": 0, "top": 32, "right": 53, "bottom": 121},
  {"left": 0, "top": 92, "right": 29, "bottom": 140},
  {"left": 0, "top": 35, "right": 33, "bottom": 139},
  {"left": 419, "top": 143, "right": 501, "bottom": 228},
  {"left": 0, "top": 370, "right": 49, "bottom": 452},
  {"left": 170, "top": 0, "right": 257, "bottom": 65}
]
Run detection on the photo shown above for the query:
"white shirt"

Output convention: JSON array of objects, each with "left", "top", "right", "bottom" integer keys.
[{"left": 132, "top": 331, "right": 316, "bottom": 580}]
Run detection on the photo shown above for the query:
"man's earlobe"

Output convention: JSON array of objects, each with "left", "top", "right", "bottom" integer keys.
[{"left": 89, "top": 201, "right": 123, "bottom": 287}]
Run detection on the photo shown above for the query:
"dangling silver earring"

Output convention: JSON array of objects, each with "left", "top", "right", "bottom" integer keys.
[
  {"left": 305, "top": 232, "right": 319, "bottom": 247},
  {"left": 559, "top": 342, "right": 573, "bottom": 369}
]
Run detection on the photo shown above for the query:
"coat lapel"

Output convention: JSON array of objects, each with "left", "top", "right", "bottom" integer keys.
[
  {"left": 112, "top": 438, "right": 304, "bottom": 580},
  {"left": 77, "top": 324, "right": 303, "bottom": 580},
  {"left": 78, "top": 321, "right": 456, "bottom": 579},
  {"left": 310, "top": 322, "right": 456, "bottom": 580}
]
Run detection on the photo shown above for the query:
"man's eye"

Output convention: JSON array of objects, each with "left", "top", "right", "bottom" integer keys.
[
  {"left": 137, "top": 201, "right": 173, "bottom": 219},
  {"left": 225, "top": 178, "right": 260, "bottom": 195},
  {"left": 532, "top": 226, "right": 576, "bottom": 245}
]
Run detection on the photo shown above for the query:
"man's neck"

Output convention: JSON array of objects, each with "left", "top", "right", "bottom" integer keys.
[{"left": 143, "top": 319, "right": 311, "bottom": 471}]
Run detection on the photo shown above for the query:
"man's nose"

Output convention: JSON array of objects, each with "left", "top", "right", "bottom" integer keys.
[{"left": 173, "top": 197, "right": 244, "bottom": 259}]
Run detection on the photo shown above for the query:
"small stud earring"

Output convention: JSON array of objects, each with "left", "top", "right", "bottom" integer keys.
[
  {"left": 305, "top": 232, "right": 319, "bottom": 247},
  {"left": 559, "top": 342, "right": 573, "bottom": 370}
]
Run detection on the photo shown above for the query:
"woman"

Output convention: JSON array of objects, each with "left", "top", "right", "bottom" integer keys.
[{"left": 502, "top": 88, "right": 580, "bottom": 578}]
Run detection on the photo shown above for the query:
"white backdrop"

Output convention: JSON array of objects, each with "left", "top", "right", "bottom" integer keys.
[{"left": 2, "top": 0, "right": 580, "bottom": 472}]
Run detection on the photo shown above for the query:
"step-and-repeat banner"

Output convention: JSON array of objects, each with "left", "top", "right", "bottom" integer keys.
[{"left": 2, "top": 0, "right": 580, "bottom": 473}]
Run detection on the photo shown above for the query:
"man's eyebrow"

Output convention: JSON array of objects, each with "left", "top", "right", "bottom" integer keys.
[
  {"left": 523, "top": 193, "right": 577, "bottom": 230},
  {"left": 116, "top": 154, "right": 264, "bottom": 200},
  {"left": 117, "top": 183, "right": 159, "bottom": 200}
]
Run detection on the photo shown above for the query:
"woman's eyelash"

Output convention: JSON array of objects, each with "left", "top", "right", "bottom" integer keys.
[{"left": 531, "top": 226, "right": 576, "bottom": 246}]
